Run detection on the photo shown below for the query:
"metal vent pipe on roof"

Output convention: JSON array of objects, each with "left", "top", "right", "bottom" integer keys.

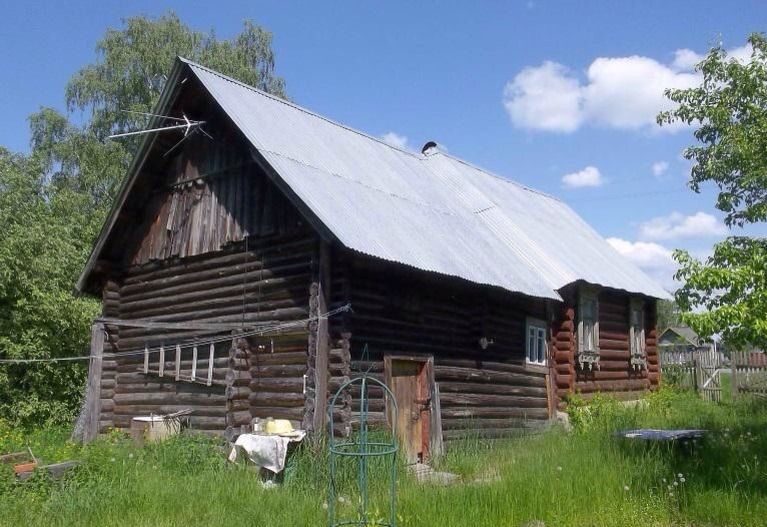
[{"left": 421, "top": 141, "right": 438, "bottom": 155}]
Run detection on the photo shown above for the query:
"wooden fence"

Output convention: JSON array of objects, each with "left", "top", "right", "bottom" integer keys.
[
  {"left": 661, "top": 350, "right": 767, "bottom": 401},
  {"left": 731, "top": 351, "right": 767, "bottom": 399},
  {"left": 659, "top": 349, "right": 722, "bottom": 402}
]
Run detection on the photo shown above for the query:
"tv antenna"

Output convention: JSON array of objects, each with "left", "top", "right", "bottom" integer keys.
[{"left": 108, "top": 111, "right": 212, "bottom": 156}]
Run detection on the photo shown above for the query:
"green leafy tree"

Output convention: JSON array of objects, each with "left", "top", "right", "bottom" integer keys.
[
  {"left": 656, "top": 299, "right": 682, "bottom": 332},
  {"left": 0, "top": 12, "right": 286, "bottom": 426},
  {"left": 673, "top": 239, "right": 767, "bottom": 348},
  {"left": 66, "top": 13, "right": 285, "bottom": 143},
  {"left": 0, "top": 148, "right": 99, "bottom": 424},
  {"left": 658, "top": 33, "right": 767, "bottom": 349},
  {"left": 34, "top": 11, "right": 286, "bottom": 220}
]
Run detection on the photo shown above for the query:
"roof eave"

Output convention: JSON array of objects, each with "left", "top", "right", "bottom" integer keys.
[
  {"left": 558, "top": 278, "right": 671, "bottom": 302},
  {"left": 247, "top": 148, "right": 339, "bottom": 245}
]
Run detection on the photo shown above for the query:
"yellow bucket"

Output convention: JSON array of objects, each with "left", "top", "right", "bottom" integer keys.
[{"left": 264, "top": 419, "right": 293, "bottom": 435}]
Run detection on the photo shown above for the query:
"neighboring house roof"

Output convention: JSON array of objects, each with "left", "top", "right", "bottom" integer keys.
[
  {"left": 77, "top": 58, "right": 671, "bottom": 302},
  {"left": 659, "top": 326, "right": 703, "bottom": 347}
]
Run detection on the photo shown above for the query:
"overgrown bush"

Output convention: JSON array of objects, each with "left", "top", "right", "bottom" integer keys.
[{"left": 562, "top": 392, "right": 640, "bottom": 433}]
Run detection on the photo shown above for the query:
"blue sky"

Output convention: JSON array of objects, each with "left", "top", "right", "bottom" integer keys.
[{"left": 1, "top": 1, "right": 765, "bottom": 290}]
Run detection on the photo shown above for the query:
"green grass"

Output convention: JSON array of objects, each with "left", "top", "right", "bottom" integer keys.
[
  {"left": 1, "top": 388, "right": 766, "bottom": 526},
  {"left": 720, "top": 371, "right": 733, "bottom": 402}
]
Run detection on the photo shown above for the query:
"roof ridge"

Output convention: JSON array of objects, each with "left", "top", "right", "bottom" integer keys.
[
  {"left": 181, "top": 58, "right": 564, "bottom": 204},
  {"left": 179, "top": 57, "right": 424, "bottom": 159}
]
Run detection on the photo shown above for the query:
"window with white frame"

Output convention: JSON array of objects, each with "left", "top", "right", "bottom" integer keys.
[
  {"left": 526, "top": 318, "right": 548, "bottom": 366},
  {"left": 578, "top": 291, "right": 599, "bottom": 352},
  {"left": 629, "top": 299, "right": 647, "bottom": 369},
  {"left": 577, "top": 289, "right": 600, "bottom": 370}
]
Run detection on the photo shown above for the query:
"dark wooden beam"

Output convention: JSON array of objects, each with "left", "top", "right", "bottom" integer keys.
[
  {"left": 97, "top": 317, "right": 253, "bottom": 332},
  {"left": 313, "top": 240, "right": 332, "bottom": 432},
  {"left": 83, "top": 322, "right": 105, "bottom": 443}
]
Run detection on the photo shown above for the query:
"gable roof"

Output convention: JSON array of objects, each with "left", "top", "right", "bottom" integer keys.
[
  {"left": 659, "top": 326, "right": 703, "bottom": 347},
  {"left": 78, "top": 58, "right": 671, "bottom": 302}
]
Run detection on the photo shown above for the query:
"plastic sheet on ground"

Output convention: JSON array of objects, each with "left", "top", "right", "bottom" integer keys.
[{"left": 617, "top": 429, "right": 706, "bottom": 441}]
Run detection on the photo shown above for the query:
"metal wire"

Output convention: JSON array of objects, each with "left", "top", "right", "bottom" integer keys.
[{"left": 0, "top": 304, "right": 351, "bottom": 364}]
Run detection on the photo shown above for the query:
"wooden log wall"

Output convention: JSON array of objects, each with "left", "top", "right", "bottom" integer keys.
[
  {"left": 339, "top": 255, "right": 551, "bottom": 440},
  {"left": 302, "top": 278, "right": 320, "bottom": 431},
  {"left": 99, "top": 280, "right": 120, "bottom": 432},
  {"left": 646, "top": 302, "right": 660, "bottom": 389},
  {"left": 551, "top": 297, "right": 576, "bottom": 410},
  {"left": 90, "top": 80, "right": 327, "bottom": 435},
  {"left": 324, "top": 250, "right": 353, "bottom": 435},
  {"left": 226, "top": 338, "right": 252, "bottom": 438},
  {"left": 97, "top": 233, "right": 316, "bottom": 434},
  {"left": 553, "top": 286, "right": 658, "bottom": 405},
  {"left": 302, "top": 243, "right": 352, "bottom": 433}
]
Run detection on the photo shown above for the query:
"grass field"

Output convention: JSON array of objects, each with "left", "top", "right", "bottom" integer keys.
[{"left": 1, "top": 388, "right": 765, "bottom": 526}]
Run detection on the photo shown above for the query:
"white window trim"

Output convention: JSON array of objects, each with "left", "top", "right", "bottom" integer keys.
[
  {"left": 577, "top": 289, "right": 600, "bottom": 353},
  {"left": 629, "top": 298, "right": 647, "bottom": 370},
  {"left": 629, "top": 299, "right": 645, "bottom": 355},
  {"left": 525, "top": 317, "right": 548, "bottom": 366},
  {"left": 577, "top": 287, "right": 600, "bottom": 370}
]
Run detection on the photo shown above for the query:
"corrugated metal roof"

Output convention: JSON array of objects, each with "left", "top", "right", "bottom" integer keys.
[{"left": 185, "top": 58, "right": 670, "bottom": 301}]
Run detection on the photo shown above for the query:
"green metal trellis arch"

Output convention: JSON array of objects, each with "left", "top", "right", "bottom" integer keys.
[{"left": 327, "top": 373, "right": 398, "bottom": 527}]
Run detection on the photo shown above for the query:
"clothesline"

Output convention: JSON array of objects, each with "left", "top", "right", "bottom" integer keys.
[{"left": 0, "top": 303, "right": 351, "bottom": 364}]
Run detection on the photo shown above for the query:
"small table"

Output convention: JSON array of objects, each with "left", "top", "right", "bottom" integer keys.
[{"left": 228, "top": 430, "right": 306, "bottom": 474}]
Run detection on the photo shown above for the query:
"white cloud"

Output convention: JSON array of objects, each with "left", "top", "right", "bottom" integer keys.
[
  {"left": 607, "top": 237, "right": 678, "bottom": 291},
  {"left": 503, "top": 43, "right": 750, "bottom": 133},
  {"left": 729, "top": 44, "right": 753, "bottom": 64},
  {"left": 582, "top": 56, "right": 698, "bottom": 130},
  {"left": 638, "top": 211, "right": 727, "bottom": 241},
  {"left": 671, "top": 49, "right": 703, "bottom": 71},
  {"left": 561, "top": 166, "right": 604, "bottom": 188},
  {"left": 673, "top": 43, "right": 753, "bottom": 70},
  {"left": 651, "top": 161, "right": 669, "bottom": 177},
  {"left": 607, "top": 237, "right": 675, "bottom": 270},
  {"left": 381, "top": 132, "right": 409, "bottom": 149},
  {"left": 503, "top": 61, "right": 583, "bottom": 132}
]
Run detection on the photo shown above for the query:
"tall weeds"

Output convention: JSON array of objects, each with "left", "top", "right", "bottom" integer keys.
[{"left": 0, "top": 388, "right": 765, "bottom": 526}]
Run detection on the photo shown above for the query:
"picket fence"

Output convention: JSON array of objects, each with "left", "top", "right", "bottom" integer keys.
[{"left": 660, "top": 349, "right": 767, "bottom": 401}]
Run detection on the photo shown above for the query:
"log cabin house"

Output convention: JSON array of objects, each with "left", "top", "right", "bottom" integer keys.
[{"left": 77, "top": 58, "right": 670, "bottom": 459}]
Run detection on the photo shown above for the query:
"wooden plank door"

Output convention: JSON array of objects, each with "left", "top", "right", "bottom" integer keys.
[{"left": 385, "top": 356, "right": 432, "bottom": 463}]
